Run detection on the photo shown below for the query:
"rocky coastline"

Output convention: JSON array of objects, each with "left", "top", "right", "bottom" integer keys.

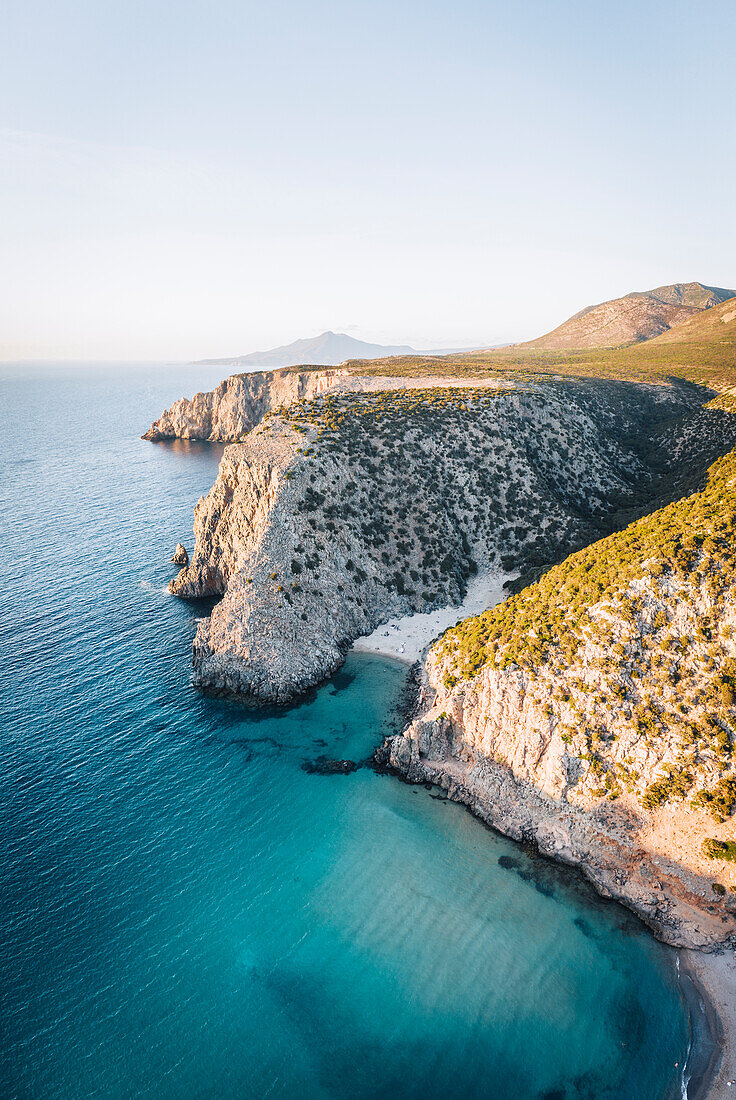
[
  {"left": 373, "top": 662, "right": 735, "bottom": 1098},
  {"left": 149, "top": 365, "right": 736, "bottom": 1097},
  {"left": 376, "top": 708, "right": 736, "bottom": 949},
  {"left": 165, "top": 379, "right": 697, "bottom": 703},
  {"left": 374, "top": 527, "right": 736, "bottom": 950}
]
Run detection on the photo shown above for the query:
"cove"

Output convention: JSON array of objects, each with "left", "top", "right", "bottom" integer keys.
[{"left": 1, "top": 365, "right": 691, "bottom": 1099}]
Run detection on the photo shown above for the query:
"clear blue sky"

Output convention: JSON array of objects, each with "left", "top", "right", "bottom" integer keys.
[{"left": 1, "top": 0, "right": 735, "bottom": 360}]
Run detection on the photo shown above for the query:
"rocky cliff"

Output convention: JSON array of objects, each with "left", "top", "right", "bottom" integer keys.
[
  {"left": 170, "top": 379, "right": 700, "bottom": 704},
  {"left": 142, "top": 368, "right": 345, "bottom": 442},
  {"left": 152, "top": 361, "right": 736, "bottom": 946},
  {"left": 379, "top": 448, "right": 736, "bottom": 948}
]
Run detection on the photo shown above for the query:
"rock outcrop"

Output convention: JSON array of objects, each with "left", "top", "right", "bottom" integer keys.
[
  {"left": 142, "top": 368, "right": 345, "bottom": 442},
  {"left": 170, "top": 379, "right": 701, "bottom": 704},
  {"left": 171, "top": 543, "right": 189, "bottom": 566}
]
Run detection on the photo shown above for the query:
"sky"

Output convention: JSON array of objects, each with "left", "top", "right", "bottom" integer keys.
[{"left": 1, "top": 0, "right": 735, "bottom": 361}]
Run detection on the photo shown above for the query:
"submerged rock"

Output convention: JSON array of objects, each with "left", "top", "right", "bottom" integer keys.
[
  {"left": 171, "top": 543, "right": 189, "bottom": 566},
  {"left": 301, "top": 756, "right": 360, "bottom": 775}
]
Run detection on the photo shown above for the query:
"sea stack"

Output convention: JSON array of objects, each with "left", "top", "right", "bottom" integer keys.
[{"left": 171, "top": 543, "right": 189, "bottom": 566}]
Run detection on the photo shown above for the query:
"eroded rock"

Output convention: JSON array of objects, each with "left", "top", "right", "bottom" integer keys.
[{"left": 142, "top": 368, "right": 345, "bottom": 442}]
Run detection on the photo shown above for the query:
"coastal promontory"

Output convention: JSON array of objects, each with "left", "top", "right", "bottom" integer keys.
[
  {"left": 168, "top": 379, "right": 698, "bottom": 704},
  {"left": 145, "top": 292, "right": 736, "bottom": 954}
]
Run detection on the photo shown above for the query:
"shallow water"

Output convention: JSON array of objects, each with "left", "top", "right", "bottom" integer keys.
[{"left": 1, "top": 363, "right": 691, "bottom": 1099}]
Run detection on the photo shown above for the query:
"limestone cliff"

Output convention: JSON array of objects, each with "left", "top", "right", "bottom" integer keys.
[
  {"left": 170, "top": 380, "right": 699, "bottom": 704},
  {"left": 142, "top": 368, "right": 345, "bottom": 442},
  {"left": 379, "top": 449, "right": 736, "bottom": 948}
]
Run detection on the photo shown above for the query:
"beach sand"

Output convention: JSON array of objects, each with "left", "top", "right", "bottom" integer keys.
[
  {"left": 351, "top": 569, "right": 515, "bottom": 663},
  {"left": 681, "top": 948, "right": 736, "bottom": 1099}
]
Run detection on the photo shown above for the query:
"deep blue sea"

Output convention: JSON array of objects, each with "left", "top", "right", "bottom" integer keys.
[{"left": 1, "top": 363, "right": 692, "bottom": 1099}]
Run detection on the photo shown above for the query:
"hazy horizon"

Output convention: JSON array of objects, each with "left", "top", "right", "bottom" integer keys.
[
  {"left": 2, "top": 0, "right": 735, "bottom": 361},
  {"left": 0, "top": 328, "right": 491, "bottom": 366}
]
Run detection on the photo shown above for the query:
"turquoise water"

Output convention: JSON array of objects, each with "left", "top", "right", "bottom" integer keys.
[{"left": 1, "top": 364, "right": 691, "bottom": 1099}]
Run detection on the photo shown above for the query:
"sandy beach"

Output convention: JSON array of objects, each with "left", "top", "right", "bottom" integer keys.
[
  {"left": 351, "top": 569, "right": 515, "bottom": 663},
  {"left": 681, "top": 948, "right": 736, "bottom": 1099}
]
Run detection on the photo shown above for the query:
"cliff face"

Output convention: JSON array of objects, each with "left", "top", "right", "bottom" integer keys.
[
  {"left": 379, "top": 449, "right": 736, "bottom": 948},
  {"left": 142, "top": 368, "right": 345, "bottom": 442},
  {"left": 170, "top": 380, "right": 699, "bottom": 704},
  {"left": 380, "top": 711, "right": 736, "bottom": 948}
]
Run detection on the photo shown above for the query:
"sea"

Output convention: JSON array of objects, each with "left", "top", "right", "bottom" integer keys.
[{"left": 0, "top": 362, "right": 694, "bottom": 1099}]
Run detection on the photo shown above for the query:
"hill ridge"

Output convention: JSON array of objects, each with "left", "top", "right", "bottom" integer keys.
[
  {"left": 194, "top": 330, "right": 416, "bottom": 368},
  {"left": 518, "top": 281, "right": 736, "bottom": 351}
]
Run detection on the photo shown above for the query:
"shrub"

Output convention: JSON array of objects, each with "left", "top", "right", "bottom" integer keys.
[
  {"left": 701, "top": 776, "right": 736, "bottom": 821},
  {"left": 641, "top": 779, "right": 670, "bottom": 810},
  {"left": 703, "top": 838, "right": 736, "bottom": 862},
  {"left": 720, "top": 682, "right": 736, "bottom": 707}
]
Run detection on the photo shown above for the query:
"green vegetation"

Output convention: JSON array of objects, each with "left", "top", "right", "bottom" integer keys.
[
  {"left": 253, "top": 356, "right": 736, "bottom": 825},
  {"left": 263, "top": 386, "right": 547, "bottom": 631},
  {"left": 703, "top": 838, "right": 736, "bottom": 862},
  {"left": 434, "top": 447, "right": 736, "bottom": 817},
  {"left": 341, "top": 300, "right": 736, "bottom": 390},
  {"left": 266, "top": 381, "right": 696, "bottom": 642},
  {"left": 692, "top": 776, "right": 736, "bottom": 822},
  {"left": 280, "top": 384, "right": 519, "bottom": 435},
  {"left": 348, "top": 340, "right": 736, "bottom": 386},
  {"left": 437, "top": 448, "right": 736, "bottom": 673}
]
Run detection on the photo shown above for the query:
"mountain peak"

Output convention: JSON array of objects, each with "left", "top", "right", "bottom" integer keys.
[
  {"left": 520, "top": 281, "right": 736, "bottom": 350},
  {"left": 194, "top": 331, "right": 416, "bottom": 368}
]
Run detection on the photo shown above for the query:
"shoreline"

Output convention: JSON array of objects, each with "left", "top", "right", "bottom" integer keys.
[
  {"left": 680, "top": 948, "right": 736, "bottom": 1099},
  {"left": 351, "top": 568, "right": 515, "bottom": 663},
  {"left": 377, "top": 728, "right": 733, "bottom": 1100},
  {"left": 353, "top": 571, "right": 736, "bottom": 1100}
]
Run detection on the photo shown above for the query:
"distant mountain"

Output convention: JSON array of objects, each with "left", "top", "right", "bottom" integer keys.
[
  {"left": 518, "top": 282, "right": 736, "bottom": 350},
  {"left": 643, "top": 291, "right": 736, "bottom": 347},
  {"left": 195, "top": 331, "right": 417, "bottom": 368}
]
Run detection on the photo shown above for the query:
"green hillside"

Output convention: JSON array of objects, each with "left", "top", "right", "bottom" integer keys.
[
  {"left": 435, "top": 446, "right": 736, "bottom": 818},
  {"left": 344, "top": 295, "right": 736, "bottom": 389}
]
